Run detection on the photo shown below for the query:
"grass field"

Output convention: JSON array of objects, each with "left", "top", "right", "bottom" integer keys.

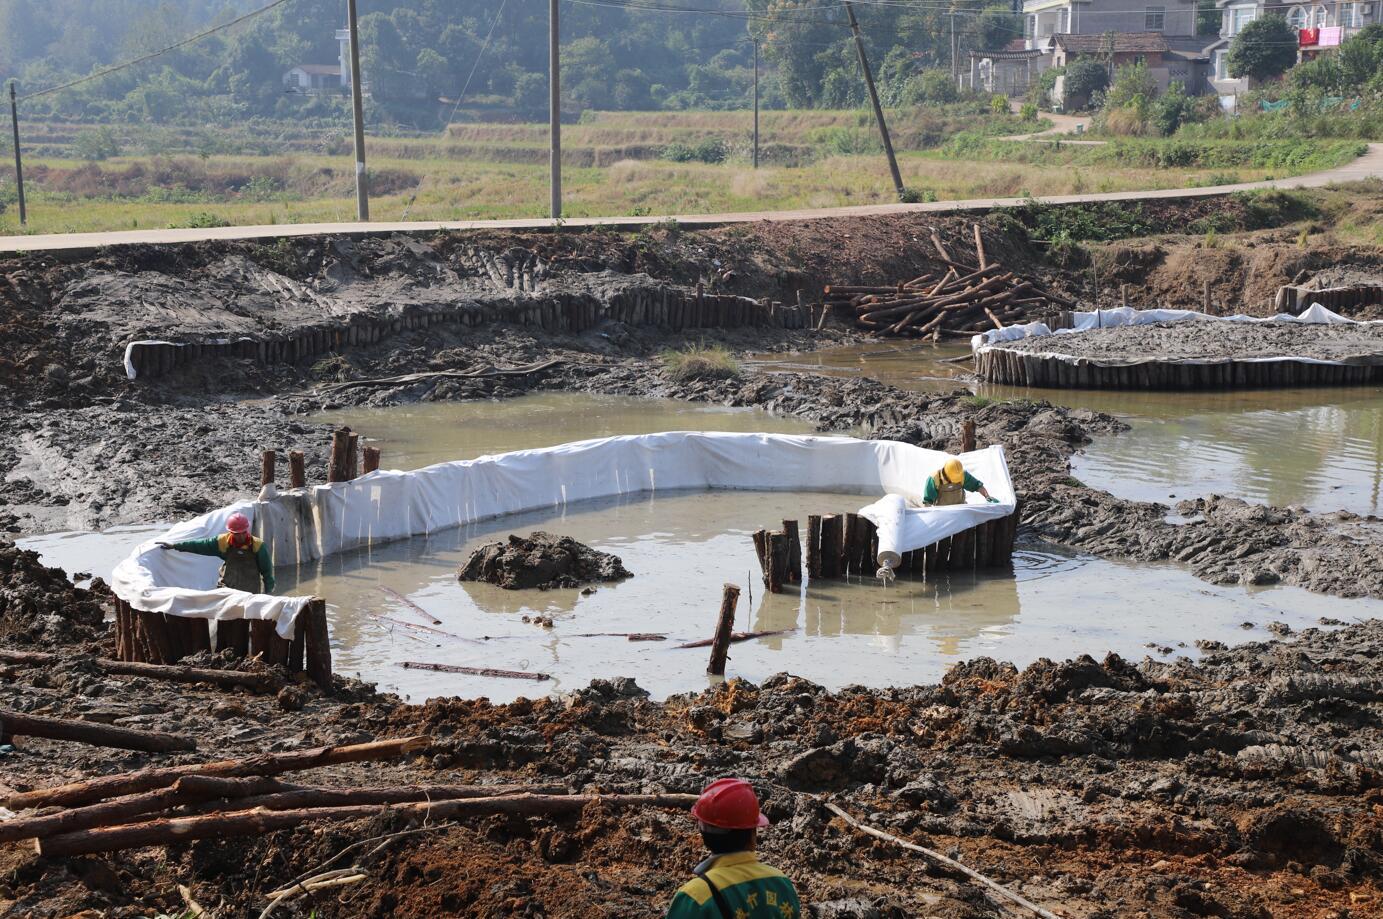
[{"left": 0, "top": 108, "right": 1369, "bottom": 235}]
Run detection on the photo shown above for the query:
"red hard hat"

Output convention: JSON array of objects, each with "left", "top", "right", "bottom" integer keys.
[
  {"left": 226, "top": 513, "right": 251, "bottom": 534},
  {"left": 690, "top": 778, "right": 770, "bottom": 830}
]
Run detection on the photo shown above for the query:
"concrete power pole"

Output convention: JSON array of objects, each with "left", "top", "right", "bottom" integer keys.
[
  {"left": 752, "top": 38, "right": 760, "bottom": 169},
  {"left": 346, "top": 0, "right": 369, "bottom": 221},
  {"left": 8, "top": 83, "right": 26, "bottom": 226},
  {"left": 843, "top": 0, "right": 904, "bottom": 201},
  {"left": 549, "top": 0, "right": 562, "bottom": 219},
  {"left": 950, "top": 12, "right": 958, "bottom": 80}
]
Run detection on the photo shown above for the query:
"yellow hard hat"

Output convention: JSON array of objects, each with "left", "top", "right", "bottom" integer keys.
[{"left": 943, "top": 459, "right": 964, "bottom": 484}]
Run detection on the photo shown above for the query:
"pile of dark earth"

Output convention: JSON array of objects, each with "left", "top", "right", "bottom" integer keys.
[
  {"left": 458, "top": 531, "right": 634, "bottom": 591},
  {"left": 1, "top": 614, "right": 1380, "bottom": 917}
]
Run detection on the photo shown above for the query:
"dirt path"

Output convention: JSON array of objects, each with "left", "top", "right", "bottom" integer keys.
[
  {"left": 3, "top": 144, "right": 1380, "bottom": 253},
  {"left": 1001, "top": 106, "right": 1095, "bottom": 141}
]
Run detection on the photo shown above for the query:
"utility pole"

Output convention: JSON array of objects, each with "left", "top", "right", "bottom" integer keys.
[
  {"left": 950, "top": 11, "right": 958, "bottom": 80},
  {"left": 7, "top": 83, "right": 26, "bottom": 226},
  {"left": 752, "top": 38, "right": 760, "bottom": 169},
  {"left": 843, "top": 0, "right": 904, "bottom": 201},
  {"left": 549, "top": 0, "right": 562, "bottom": 219},
  {"left": 346, "top": 0, "right": 369, "bottom": 221}
]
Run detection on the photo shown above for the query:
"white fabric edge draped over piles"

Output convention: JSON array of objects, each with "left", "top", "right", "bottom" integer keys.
[
  {"left": 111, "top": 432, "right": 1015, "bottom": 639},
  {"left": 970, "top": 304, "right": 1383, "bottom": 365}
]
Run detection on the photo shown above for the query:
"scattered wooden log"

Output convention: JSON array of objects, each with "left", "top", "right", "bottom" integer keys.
[
  {"left": 0, "top": 650, "right": 279, "bottom": 693},
  {"left": 318, "top": 359, "right": 568, "bottom": 394},
  {"left": 399, "top": 661, "right": 550, "bottom": 681},
  {"left": 706, "top": 584, "right": 740, "bottom": 676},
  {"left": 174, "top": 779, "right": 569, "bottom": 818},
  {"left": 0, "top": 776, "right": 285, "bottom": 844},
  {"left": 3, "top": 736, "right": 434, "bottom": 811},
  {"left": 676, "top": 629, "right": 793, "bottom": 649},
  {"left": 379, "top": 586, "right": 442, "bottom": 626},
  {"left": 37, "top": 793, "right": 699, "bottom": 858},
  {"left": 0, "top": 709, "right": 196, "bottom": 754}
]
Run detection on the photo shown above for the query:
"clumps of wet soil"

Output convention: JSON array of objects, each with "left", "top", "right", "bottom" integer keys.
[
  {"left": 6, "top": 620, "right": 1382, "bottom": 917},
  {"left": 458, "top": 531, "right": 633, "bottom": 590},
  {"left": 0, "top": 538, "right": 109, "bottom": 647},
  {"left": 997, "top": 318, "right": 1383, "bottom": 362}
]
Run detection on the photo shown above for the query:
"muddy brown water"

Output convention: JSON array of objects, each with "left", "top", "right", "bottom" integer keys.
[
  {"left": 268, "top": 486, "right": 1367, "bottom": 703},
  {"left": 749, "top": 343, "right": 1383, "bottom": 516}
]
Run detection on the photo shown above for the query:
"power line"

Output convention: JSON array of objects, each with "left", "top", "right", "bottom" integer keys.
[
  {"left": 20, "top": 0, "right": 295, "bottom": 101},
  {"left": 442, "top": 0, "right": 513, "bottom": 128}
]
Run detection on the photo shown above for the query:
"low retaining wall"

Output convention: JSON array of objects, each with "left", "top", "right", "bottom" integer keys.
[
  {"left": 124, "top": 284, "right": 812, "bottom": 380},
  {"left": 1275, "top": 284, "right": 1383, "bottom": 314},
  {"left": 973, "top": 304, "right": 1383, "bottom": 390},
  {"left": 975, "top": 348, "right": 1382, "bottom": 388}
]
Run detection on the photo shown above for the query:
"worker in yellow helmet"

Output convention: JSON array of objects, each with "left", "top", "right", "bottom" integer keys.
[{"left": 922, "top": 458, "right": 999, "bottom": 506}]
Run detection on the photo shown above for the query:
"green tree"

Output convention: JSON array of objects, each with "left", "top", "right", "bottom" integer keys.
[
  {"left": 1063, "top": 58, "right": 1109, "bottom": 104},
  {"left": 1227, "top": 16, "right": 1298, "bottom": 82}
]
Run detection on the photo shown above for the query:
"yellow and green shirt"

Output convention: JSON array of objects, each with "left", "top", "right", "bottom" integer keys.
[
  {"left": 171, "top": 534, "right": 276, "bottom": 592},
  {"left": 922, "top": 470, "right": 983, "bottom": 505},
  {"left": 665, "top": 852, "right": 801, "bottom": 919}
]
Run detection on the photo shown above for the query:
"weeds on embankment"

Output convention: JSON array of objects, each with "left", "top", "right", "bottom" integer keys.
[{"left": 660, "top": 344, "right": 741, "bottom": 382}]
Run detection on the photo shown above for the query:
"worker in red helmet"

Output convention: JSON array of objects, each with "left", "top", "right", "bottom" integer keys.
[
  {"left": 157, "top": 512, "right": 275, "bottom": 593},
  {"left": 664, "top": 778, "right": 801, "bottom": 918}
]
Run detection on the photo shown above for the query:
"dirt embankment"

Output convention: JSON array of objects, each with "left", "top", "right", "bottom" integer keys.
[{"left": 2, "top": 598, "right": 1381, "bottom": 917}]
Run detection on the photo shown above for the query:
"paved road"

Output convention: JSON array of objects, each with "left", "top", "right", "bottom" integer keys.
[{"left": 2, "top": 143, "right": 1380, "bottom": 253}]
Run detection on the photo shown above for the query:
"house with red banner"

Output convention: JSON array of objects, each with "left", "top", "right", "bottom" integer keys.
[{"left": 1207, "top": 0, "right": 1380, "bottom": 102}]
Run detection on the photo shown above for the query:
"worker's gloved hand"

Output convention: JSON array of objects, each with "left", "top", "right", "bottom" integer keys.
[
  {"left": 986, "top": 497, "right": 999, "bottom": 503},
  {"left": 155, "top": 541, "right": 172, "bottom": 549}
]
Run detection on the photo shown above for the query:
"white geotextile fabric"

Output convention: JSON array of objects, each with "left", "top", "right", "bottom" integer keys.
[
  {"left": 111, "top": 501, "right": 313, "bottom": 639},
  {"left": 971, "top": 304, "right": 1383, "bottom": 365},
  {"left": 111, "top": 432, "right": 1016, "bottom": 634}
]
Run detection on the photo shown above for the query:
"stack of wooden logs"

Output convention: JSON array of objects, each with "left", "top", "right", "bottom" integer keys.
[
  {"left": 0, "top": 736, "right": 698, "bottom": 859},
  {"left": 833, "top": 225, "right": 1075, "bottom": 339},
  {"left": 753, "top": 507, "right": 1021, "bottom": 588}
]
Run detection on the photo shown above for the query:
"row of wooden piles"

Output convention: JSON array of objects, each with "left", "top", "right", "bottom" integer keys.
[
  {"left": 1274, "top": 283, "right": 1383, "bottom": 313},
  {"left": 108, "top": 430, "right": 370, "bottom": 682},
  {"left": 127, "top": 284, "right": 813, "bottom": 381},
  {"left": 831, "top": 225, "right": 1075, "bottom": 339},
  {"left": 752, "top": 507, "right": 1020, "bottom": 592},
  {"left": 112, "top": 598, "right": 332, "bottom": 690},
  {"left": 974, "top": 349, "right": 1383, "bottom": 389}
]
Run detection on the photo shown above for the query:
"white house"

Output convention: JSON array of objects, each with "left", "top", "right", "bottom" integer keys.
[
  {"left": 283, "top": 64, "right": 344, "bottom": 93},
  {"left": 1208, "top": 0, "right": 1381, "bottom": 99},
  {"left": 283, "top": 29, "right": 354, "bottom": 94}
]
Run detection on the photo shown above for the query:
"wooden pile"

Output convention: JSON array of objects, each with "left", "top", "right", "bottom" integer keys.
[
  {"left": 830, "top": 225, "right": 1075, "bottom": 339},
  {"left": 0, "top": 736, "right": 698, "bottom": 858},
  {"left": 753, "top": 506, "right": 1022, "bottom": 585}
]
